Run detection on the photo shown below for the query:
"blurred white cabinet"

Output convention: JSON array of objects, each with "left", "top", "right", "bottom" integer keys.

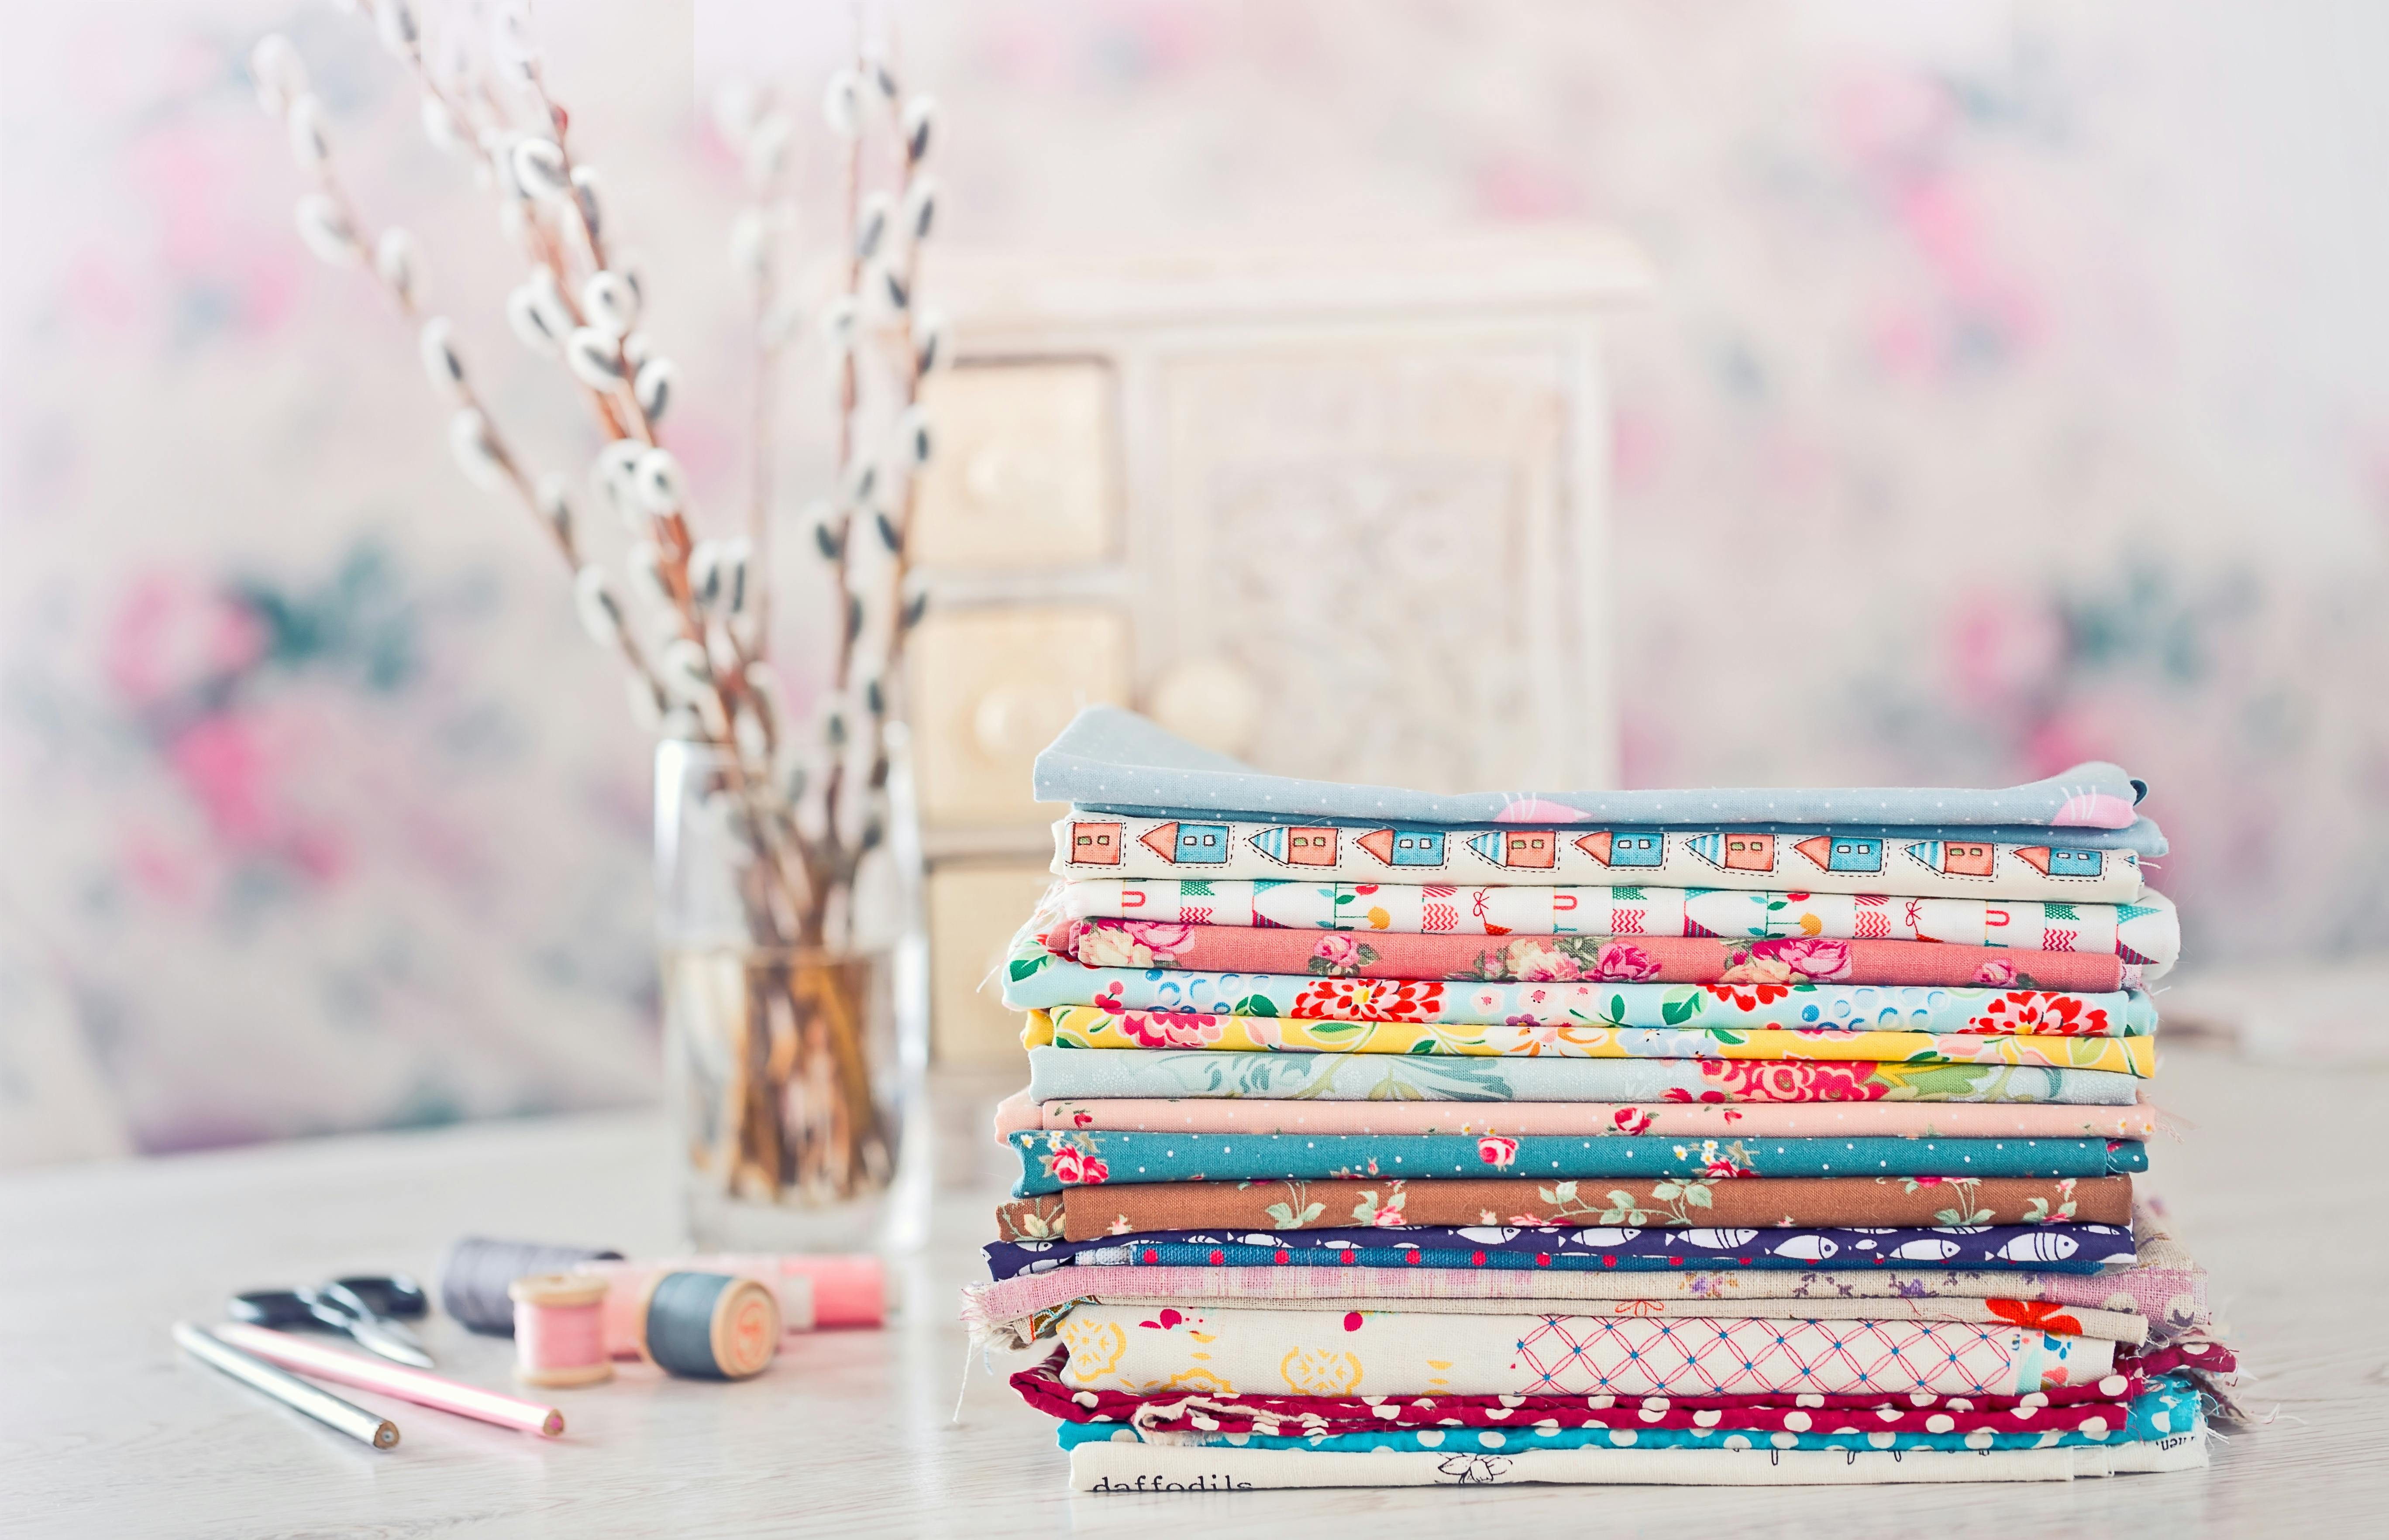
[{"left": 909, "top": 231, "right": 1649, "bottom": 1065}]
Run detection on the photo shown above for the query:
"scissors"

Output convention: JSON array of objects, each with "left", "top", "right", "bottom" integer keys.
[{"left": 228, "top": 1275, "right": 434, "bottom": 1368}]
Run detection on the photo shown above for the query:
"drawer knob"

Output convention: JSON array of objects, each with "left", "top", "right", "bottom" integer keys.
[
  {"left": 974, "top": 684, "right": 1077, "bottom": 760},
  {"left": 964, "top": 446, "right": 1052, "bottom": 511}
]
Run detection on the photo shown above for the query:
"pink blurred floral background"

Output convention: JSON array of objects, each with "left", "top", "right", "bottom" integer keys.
[{"left": 5, "top": 0, "right": 2386, "bottom": 1156}]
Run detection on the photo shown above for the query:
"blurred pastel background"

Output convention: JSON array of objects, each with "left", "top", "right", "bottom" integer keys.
[{"left": 6, "top": 0, "right": 2387, "bottom": 1160}]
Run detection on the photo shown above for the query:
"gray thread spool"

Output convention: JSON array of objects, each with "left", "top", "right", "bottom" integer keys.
[
  {"left": 640, "top": 1271, "right": 781, "bottom": 1380},
  {"left": 440, "top": 1236, "right": 623, "bottom": 1335}
]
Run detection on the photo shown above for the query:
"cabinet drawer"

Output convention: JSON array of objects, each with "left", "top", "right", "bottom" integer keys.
[
  {"left": 907, "top": 605, "right": 1131, "bottom": 829},
  {"left": 927, "top": 862, "right": 1058, "bottom": 1067},
  {"left": 912, "top": 362, "right": 1117, "bottom": 568}
]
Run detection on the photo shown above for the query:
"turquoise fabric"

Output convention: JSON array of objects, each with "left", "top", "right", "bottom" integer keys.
[
  {"left": 1007, "top": 1129, "right": 2145, "bottom": 1197},
  {"left": 1051, "top": 1378, "right": 2200, "bottom": 1456}
]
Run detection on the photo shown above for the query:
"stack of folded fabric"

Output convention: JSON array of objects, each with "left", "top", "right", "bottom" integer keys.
[{"left": 964, "top": 708, "right": 2238, "bottom": 1492}]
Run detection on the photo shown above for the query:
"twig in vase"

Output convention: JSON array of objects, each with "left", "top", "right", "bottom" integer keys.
[
  {"left": 749, "top": 55, "right": 943, "bottom": 907},
  {"left": 249, "top": 2, "right": 947, "bottom": 1204}
]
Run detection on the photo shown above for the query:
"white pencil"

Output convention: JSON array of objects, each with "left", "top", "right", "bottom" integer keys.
[{"left": 174, "top": 1321, "right": 400, "bottom": 1450}]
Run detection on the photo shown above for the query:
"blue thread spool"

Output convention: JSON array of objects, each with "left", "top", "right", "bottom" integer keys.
[{"left": 638, "top": 1271, "right": 781, "bottom": 1380}]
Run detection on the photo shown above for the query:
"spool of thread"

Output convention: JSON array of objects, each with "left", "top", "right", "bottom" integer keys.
[
  {"left": 441, "top": 1237, "right": 623, "bottom": 1335},
  {"left": 636, "top": 1272, "right": 781, "bottom": 1381},
  {"left": 580, "top": 1261, "right": 814, "bottom": 1357},
  {"left": 508, "top": 1275, "right": 614, "bottom": 1388},
  {"left": 585, "top": 1254, "right": 881, "bottom": 1330},
  {"left": 723, "top": 1253, "right": 888, "bottom": 1329}
]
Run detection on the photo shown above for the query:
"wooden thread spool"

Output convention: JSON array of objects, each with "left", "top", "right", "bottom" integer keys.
[
  {"left": 509, "top": 1274, "right": 614, "bottom": 1388},
  {"left": 637, "top": 1272, "right": 781, "bottom": 1381}
]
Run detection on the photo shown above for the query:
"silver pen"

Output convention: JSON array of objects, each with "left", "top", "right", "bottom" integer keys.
[{"left": 173, "top": 1321, "right": 400, "bottom": 1450}]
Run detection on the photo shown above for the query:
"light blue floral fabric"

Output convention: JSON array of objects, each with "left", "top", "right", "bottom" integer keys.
[
  {"left": 1021, "top": 1047, "right": 2145, "bottom": 1107},
  {"left": 1003, "top": 947, "right": 2160, "bottom": 1037}
]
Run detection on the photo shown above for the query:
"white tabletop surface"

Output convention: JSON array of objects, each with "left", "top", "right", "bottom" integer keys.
[{"left": 1, "top": 1044, "right": 2381, "bottom": 1537}]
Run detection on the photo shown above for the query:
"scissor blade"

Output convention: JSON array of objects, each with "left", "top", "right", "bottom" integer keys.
[{"left": 344, "top": 1317, "right": 436, "bottom": 1369}]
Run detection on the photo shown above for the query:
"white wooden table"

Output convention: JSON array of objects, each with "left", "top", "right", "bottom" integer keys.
[{"left": 1, "top": 1045, "right": 2380, "bottom": 1537}]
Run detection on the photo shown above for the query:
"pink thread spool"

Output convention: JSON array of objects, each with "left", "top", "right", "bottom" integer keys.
[
  {"left": 509, "top": 1273, "right": 613, "bottom": 1388},
  {"left": 737, "top": 1253, "right": 886, "bottom": 1329}
]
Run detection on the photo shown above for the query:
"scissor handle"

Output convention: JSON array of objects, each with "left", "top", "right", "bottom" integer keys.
[
  {"left": 228, "top": 1275, "right": 428, "bottom": 1333},
  {"left": 331, "top": 1275, "right": 427, "bottom": 1319},
  {"left": 226, "top": 1289, "right": 317, "bottom": 1328}
]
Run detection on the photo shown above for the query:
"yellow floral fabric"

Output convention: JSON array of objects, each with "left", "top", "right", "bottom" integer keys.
[{"left": 1022, "top": 1006, "right": 2158, "bottom": 1077}]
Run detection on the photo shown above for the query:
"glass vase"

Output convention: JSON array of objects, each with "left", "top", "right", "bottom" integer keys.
[{"left": 655, "top": 737, "right": 928, "bottom": 1253}]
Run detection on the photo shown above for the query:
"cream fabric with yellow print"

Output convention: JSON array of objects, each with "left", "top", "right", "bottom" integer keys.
[
  {"left": 1057, "top": 1317, "right": 1127, "bottom": 1378},
  {"left": 1277, "top": 1346, "right": 1365, "bottom": 1396},
  {"left": 1061, "top": 1311, "right": 1242, "bottom": 1395}
]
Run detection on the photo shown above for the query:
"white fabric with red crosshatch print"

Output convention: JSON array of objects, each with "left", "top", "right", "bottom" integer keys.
[{"left": 1054, "top": 1303, "right": 2114, "bottom": 1400}]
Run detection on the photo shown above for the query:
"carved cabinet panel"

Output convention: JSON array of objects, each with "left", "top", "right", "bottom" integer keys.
[
  {"left": 907, "top": 234, "right": 1647, "bottom": 1062},
  {"left": 1143, "top": 345, "right": 1582, "bottom": 786}
]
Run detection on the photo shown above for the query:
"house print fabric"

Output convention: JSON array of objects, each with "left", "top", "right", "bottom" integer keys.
[
  {"left": 1048, "top": 813, "right": 2149, "bottom": 902},
  {"left": 1005, "top": 1128, "right": 2143, "bottom": 1198},
  {"left": 997, "top": 1090, "right": 2161, "bottom": 1142},
  {"left": 998, "top": 1171, "right": 2133, "bottom": 1238},
  {"left": 982, "top": 1221, "right": 2140, "bottom": 1280},
  {"left": 1054, "top": 881, "right": 2182, "bottom": 972},
  {"left": 1028, "top": 1007, "right": 2164, "bottom": 1077},
  {"left": 1032, "top": 708, "right": 2151, "bottom": 832},
  {"left": 1045, "top": 918, "right": 2133, "bottom": 991},
  {"left": 1022, "top": 1045, "right": 2148, "bottom": 1107},
  {"left": 1051, "top": 1302, "right": 2117, "bottom": 1397}
]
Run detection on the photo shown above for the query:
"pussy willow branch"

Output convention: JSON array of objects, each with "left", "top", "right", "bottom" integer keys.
[
  {"left": 747, "top": 248, "right": 781, "bottom": 653},
  {"left": 274, "top": 6, "right": 948, "bottom": 946},
  {"left": 333, "top": 3, "right": 819, "bottom": 922},
  {"left": 285, "top": 93, "right": 671, "bottom": 710},
  {"left": 809, "top": 106, "right": 871, "bottom": 897},
  {"left": 264, "top": 6, "right": 905, "bottom": 1203},
  {"left": 862, "top": 134, "right": 931, "bottom": 734},
  {"left": 812, "top": 56, "right": 933, "bottom": 895},
  {"left": 521, "top": 68, "right": 665, "bottom": 452},
  {"left": 384, "top": 12, "right": 799, "bottom": 791}
]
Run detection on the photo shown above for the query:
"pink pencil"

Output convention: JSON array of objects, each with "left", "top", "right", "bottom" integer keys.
[{"left": 214, "top": 1322, "right": 566, "bottom": 1437}]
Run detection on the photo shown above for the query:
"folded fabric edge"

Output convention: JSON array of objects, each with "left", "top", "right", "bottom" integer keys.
[
  {"left": 1062, "top": 1427, "right": 2208, "bottom": 1490},
  {"left": 988, "top": 1088, "right": 2162, "bottom": 1146},
  {"left": 1031, "top": 708, "right": 2148, "bottom": 831}
]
